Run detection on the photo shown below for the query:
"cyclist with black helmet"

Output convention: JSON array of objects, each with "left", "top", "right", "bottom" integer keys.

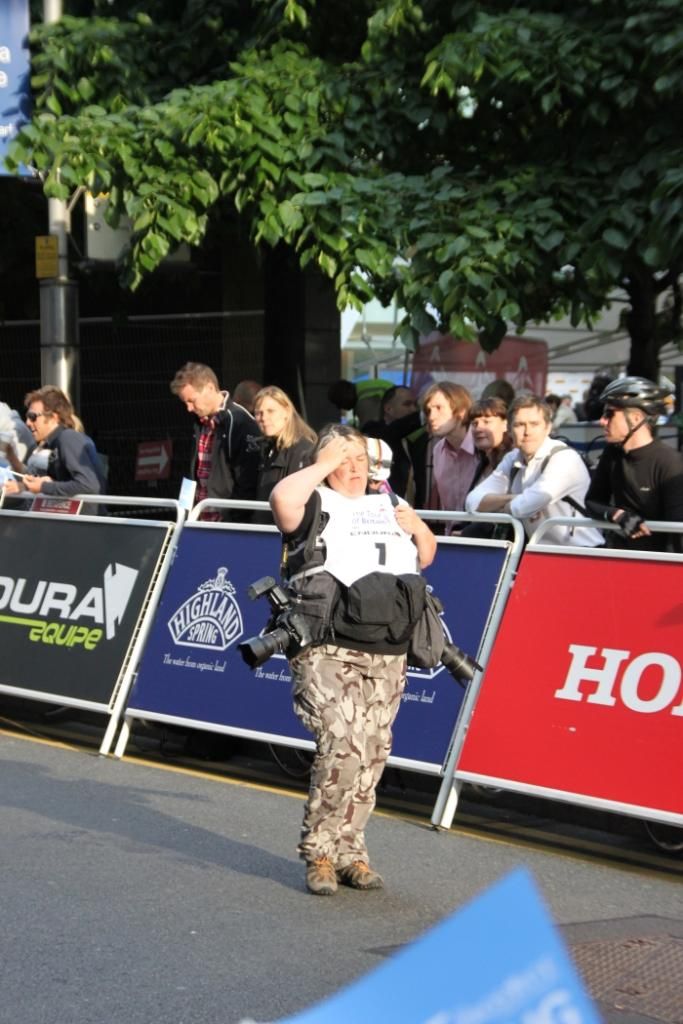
[{"left": 585, "top": 376, "right": 683, "bottom": 551}]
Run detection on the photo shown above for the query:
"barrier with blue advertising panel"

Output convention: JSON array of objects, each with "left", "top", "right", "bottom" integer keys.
[{"left": 117, "top": 522, "right": 514, "bottom": 773}]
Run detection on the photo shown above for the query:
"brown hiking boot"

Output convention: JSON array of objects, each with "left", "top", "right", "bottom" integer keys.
[
  {"left": 305, "top": 856, "right": 338, "bottom": 895},
  {"left": 337, "top": 860, "right": 384, "bottom": 890}
]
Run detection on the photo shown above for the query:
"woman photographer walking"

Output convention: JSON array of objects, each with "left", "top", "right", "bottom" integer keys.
[{"left": 269, "top": 425, "right": 436, "bottom": 896}]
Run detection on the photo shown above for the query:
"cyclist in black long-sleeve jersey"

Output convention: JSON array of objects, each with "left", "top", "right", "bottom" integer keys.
[{"left": 585, "top": 377, "right": 683, "bottom": 552}]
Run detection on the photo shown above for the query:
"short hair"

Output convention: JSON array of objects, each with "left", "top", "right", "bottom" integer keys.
[
  {"left": 380, "top": 386, "right": 399, "bottom": 414},
  {"left": 421, "top": 381, "right": 472, "bottom": 419},
  {"left": 509, "top": 395, "right": 553, "bottom": 426},
  {"left": 170, "top": 362, "right": 219, "bottom": 395},
  {"left": 25, "top": 385, "right": 76, "bottom": 428},
  {"left": 467, "top": 397, "right": 508, "bottom": 425},
  {"left": 313, "top": 423, "right": 367, "bottom": 462},
  {"left": 253, "top": 386, "right": 317, "bottom": 450},
  {"left": 380, "top": 385, "right": 413, "bottom": 415},
  {"left": 232, "top": 379, "right": 262, "bottom": 412},
  {"left": 327, "top": 379, "right": 357, "bottom": 411},
  {"left": 480, "top": 379, "right": 515, "bottom": 407}
]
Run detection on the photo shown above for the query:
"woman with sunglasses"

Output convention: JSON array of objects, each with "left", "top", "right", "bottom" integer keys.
[{"left": 1, "top": 386, "right": 105, "bottom": 499}]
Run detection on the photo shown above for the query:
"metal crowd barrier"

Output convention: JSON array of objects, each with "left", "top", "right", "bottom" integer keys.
[
  {"left": 433, "top": 516, "right": 683, "bottom": 830},
  {"left": 112, "top": 502, "right": 525, "bottom": 823},
  {"left": 0, "top": 495, "right": 184, "bottom": 755}
]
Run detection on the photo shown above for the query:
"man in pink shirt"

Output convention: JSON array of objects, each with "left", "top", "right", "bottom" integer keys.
[{"left": 422, "top": 382, "right": 478, "bottom": 520}]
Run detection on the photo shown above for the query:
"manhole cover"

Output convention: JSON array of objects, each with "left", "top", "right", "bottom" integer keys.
[{"left": 570, "top": 934, "right": 683, "bottom": 1023}]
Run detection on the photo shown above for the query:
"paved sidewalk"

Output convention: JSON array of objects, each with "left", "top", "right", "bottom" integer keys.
[{"left": 1, "top": 730, "right": 681, "bottom": 1024}]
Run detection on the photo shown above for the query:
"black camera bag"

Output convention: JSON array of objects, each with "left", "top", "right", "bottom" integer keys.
[
  {"left": 333, "top": 571, "right": 427, "bottom": 646},
  {"left": 407, "top": 590, "right": 446, "bottom": 669},
  {"left": 287, "top": 570, "right": 342, "bottom": 647}
]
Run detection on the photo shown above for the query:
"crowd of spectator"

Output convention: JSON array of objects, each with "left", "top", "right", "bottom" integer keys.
[
  {"left": 1, "top": 363, "right": 682, "bottom": 551},
  {"left": 324, "top": 369, "right": 683, "bottom": 553},
  {"left": 2, "top": 363, "right": 681, "bottom": 897}
]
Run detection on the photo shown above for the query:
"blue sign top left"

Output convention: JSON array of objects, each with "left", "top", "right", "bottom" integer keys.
[{"left": 0, "top": 0, "right": 31, "bottom": 176}]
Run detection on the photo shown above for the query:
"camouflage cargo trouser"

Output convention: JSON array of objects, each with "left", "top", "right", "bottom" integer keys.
[{"left": 289, "top": 643, "right": 407, "bottom": 867}]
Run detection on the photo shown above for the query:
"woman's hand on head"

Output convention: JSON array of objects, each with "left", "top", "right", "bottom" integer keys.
[{"left": 315, "top": 436, "right": 350, "bottom": 473}]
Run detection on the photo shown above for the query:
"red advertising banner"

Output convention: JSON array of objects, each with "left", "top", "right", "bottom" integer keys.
[
  {"left": 411, "top": 332, "right": 548, "bottom": 399},
  {"left": 32, "top": 496, "right": 83, "bottom": 515},
  {"left": 456, "top": 550, "right": 683, "bottom": 820}
]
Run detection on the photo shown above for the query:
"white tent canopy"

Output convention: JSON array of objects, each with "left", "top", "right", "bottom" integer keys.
[{"left": 342, "top": 292, "right": 682, "bottom": 400}]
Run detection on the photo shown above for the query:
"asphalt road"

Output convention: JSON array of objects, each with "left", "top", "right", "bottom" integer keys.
[{"left": 2, "top": 728, "right": 681, "bottom": 1024}]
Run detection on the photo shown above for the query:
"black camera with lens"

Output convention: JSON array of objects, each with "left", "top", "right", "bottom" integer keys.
[
  {"left": 238, "top": 576, "right": 314, "bottom": 670},
  {"left": 408, "top": 588, "right": 481, "bottom": 687},
  {"left": 440, "top": 640, "right": 479, "bottom": 686},
  {"left": 239, "top": 574, "right": 481, "bottom": 684}
]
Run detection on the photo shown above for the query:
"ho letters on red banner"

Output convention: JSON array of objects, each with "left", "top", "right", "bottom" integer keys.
[{"left": 456, "top": 551, "right": 683, "bottom": 820}]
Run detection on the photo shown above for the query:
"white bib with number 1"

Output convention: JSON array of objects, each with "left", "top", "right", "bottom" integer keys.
[{"left": 318, "top": 488, "right": 419, "bottom": 586}]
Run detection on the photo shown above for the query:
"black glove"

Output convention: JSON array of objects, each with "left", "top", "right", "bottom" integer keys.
[{"left": 614, "top": 509, "right": 645, "bottom": 539}]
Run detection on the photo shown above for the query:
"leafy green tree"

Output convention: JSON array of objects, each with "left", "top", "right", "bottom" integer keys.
[{"left": 10, "top": 0, "right": 683, "bottom": 379}]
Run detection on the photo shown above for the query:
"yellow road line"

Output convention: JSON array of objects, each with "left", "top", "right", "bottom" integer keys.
[
  {"left": 2, "top": 723, "right": 681, "bottom": 880},
  {"left": 1, "top": 720, "right": 307, "bottom": 797},
  {"left": 0, "top": 720, "right": 81, "bottom": 753},
  {"left": 124, "top": 750, "right": 309, "bottom": 800}
]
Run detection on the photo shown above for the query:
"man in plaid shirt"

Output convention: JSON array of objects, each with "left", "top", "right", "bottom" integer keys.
[{"left": 171, "top": 362, "right": 261, "bottom": 520}]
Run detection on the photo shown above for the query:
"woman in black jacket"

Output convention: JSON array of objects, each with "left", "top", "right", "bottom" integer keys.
[
  {"left": 253, "top": 386, "right": 316, "bottom": 503},
  {"left": 458, "top": 397, "right": 512, "bottom": 539},
  {"left": 467, "top": 396, "right": 513, "bottom": 490}
]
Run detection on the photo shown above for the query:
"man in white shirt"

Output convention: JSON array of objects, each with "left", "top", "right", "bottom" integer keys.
[{"left": 465, "top": 396, "right": 603, "bottom": 546}]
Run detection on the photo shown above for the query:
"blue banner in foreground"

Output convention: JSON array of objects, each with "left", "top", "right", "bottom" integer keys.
[
  {"left": 0, "top": 0, "right": 31, "bottom": 175},
  {"left": 127, "top": 526, "right": 508, "bottom": 769},
  {"left": 243, "top": 869, "right": 600, "bottom": 1024}
]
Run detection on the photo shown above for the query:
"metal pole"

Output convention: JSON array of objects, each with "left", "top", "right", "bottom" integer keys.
[
  {"left": 42, "top": 0, "right": 63, "bottom": 19},
  {"left": 40, "top": 0, "right": 79, "bottom": 406}
]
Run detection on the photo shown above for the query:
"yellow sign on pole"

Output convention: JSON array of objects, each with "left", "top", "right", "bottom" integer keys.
[{"left": 35, "top": 235, "right": 59, "bottom": 279}]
